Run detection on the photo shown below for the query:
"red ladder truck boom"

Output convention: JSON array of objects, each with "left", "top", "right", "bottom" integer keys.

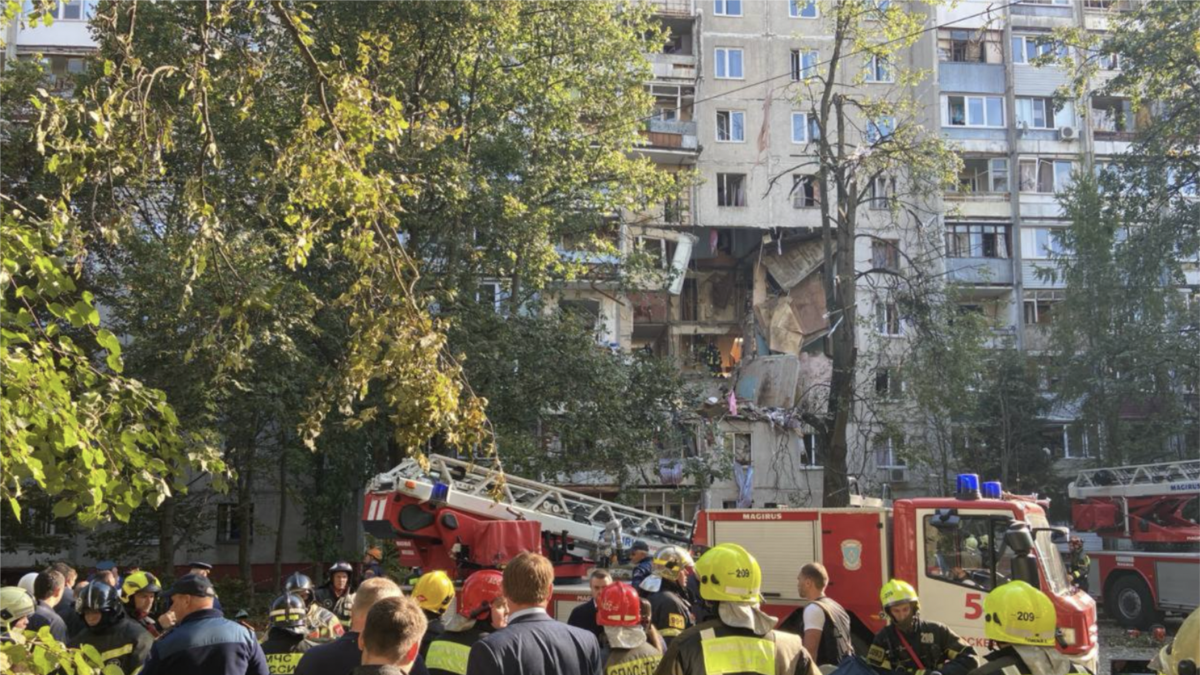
[{"left": 1067, "top": 460, "right": 1200, "bottom": 629}]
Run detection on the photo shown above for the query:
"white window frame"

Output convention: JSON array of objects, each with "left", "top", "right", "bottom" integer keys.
[
  {"left": 791, "top": 112, "right": 810, "bottom": 144},
  {"left": 876, "top": 298, "right": 903, "bottom": 336},
  {"left": 715, "top": 110, "right": 746, "bottom": 143},
  {"left": 42, "top": 0, "right": 93, "bottom": 21},
  {"left": 870, "top": 176, "right": 897, "bottom": 209},
  {"left": 717, "top": 173, "right": 747, "bottom": 207},
  {"left": 790, "top": 49, "right": 819, "bottom": 82},
  {"left": 789, "top": 0, "right": 819, "bottom": 19},
  {"left": 1016, "top": 97, "right": 1073, "bottom": 130},
  {"left": 714, "top": 47, "right": 745, "bottom": 80},
  {"left": 1018, "top": 159, "right": 1075, "bottom": 194},
  {"left": 942, "top": 95, "right": 1005, "bottom": 128},
  {"left": 1012, "top": 35, "right": 1066, "bottom": 65},
  {"left": 477, "top": 281, "right": 504, "bottom": 313},
  {"left": 792, "top": 175, "right": 820, "bottom": 208},
  {"left": 874, "top": 435, "right": 906, "bottom": 468},
  {"left": 799, "top": 432, "right": 821, "bottom": 468},
  {"left": 865, "top": 55, "right": 894, "bottom": 83},
  {"left": 714, "top": 0, "right": 743, "bottom": 17},
  {"left": 1021, "top": 227, "right": 1069, "bottom": 259}
]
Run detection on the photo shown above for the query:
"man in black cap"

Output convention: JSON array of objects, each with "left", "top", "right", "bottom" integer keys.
[
  {"left": 185, "top": 561, "right": 223, "bottom": 611},
  {"left": 629, "top": 541, "right": 653, "bottom": 595},
  {"left": 140, "top": 574, "right": 268, "bottom": 675}
]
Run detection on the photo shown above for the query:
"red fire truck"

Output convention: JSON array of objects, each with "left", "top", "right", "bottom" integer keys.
[
  {"left": 1069, "top": 460, "right": 1199, "bottom": 629},
  {"left": 363, "top": 456, "right": 1098, "bottom": 670}
]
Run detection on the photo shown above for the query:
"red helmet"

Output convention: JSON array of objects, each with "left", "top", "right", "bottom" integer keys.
[
  {"left": 596, "top": 582, "right": 640, "bottom": 627},
  {"left": 458, "top": 571, "right": 504, "bottom": 620}
]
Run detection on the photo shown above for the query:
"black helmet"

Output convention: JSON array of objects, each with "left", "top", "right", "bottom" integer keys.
[
  {"left": 284, "top": 572, "right": 315, "bottom": 605},
  {"left": 76, "top": 582, "right": 123, "bottom": 630},
  {"left": 329, "top": 561, "right": 353, "bottom": 575},
  {"left": 270, "top": 594, "right": 307, "bottom": 635}
]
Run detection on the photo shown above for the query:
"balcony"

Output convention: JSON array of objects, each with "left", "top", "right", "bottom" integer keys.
[
  {"left": 946, "top": 257, "right": 1014, "bottom": 285},
  {"left": 648, "top": 52, "right": 697, "bottom": 82},
  {"left": 643, "top": 0, "right": 694, "bottom": 16},
  {"left": 637, "top": 119, "right": 699, "bottom": 163},
  {"left": 939, "top": 63, "right": 1005, "bottom": 95}
]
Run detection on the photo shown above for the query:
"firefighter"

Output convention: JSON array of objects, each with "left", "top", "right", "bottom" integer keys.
[
  {"left": 413, "top": 569, "right": 455, "bottom": 659},
  {"left": 363, "top": 547, "right": 386, "bottom": 580},
  {"left": 703, "top": 342, "right": 722, "bottom": 374},
  {"left": 261, "top": 593, "right": 313, "bottom": 674},
  {"left": 1151, "top": 606, "right": 1198, "bottom": 675},
  {"left": 1067, "top": 537, "right": 1091, "bottom": 593},
  {"left": 1, "top": 586, "right": 36, "bottom": 642},
  {"left": 120, "top": 571, "right": 164, "bottom": 638},
  {"left": 426, "top": 570, "right": 505, "bottom": 675},
  {"left": 654, "top": 542, "right": 819, "bottom": 675},
  {"left": 647, "top": 545, "right": 695, "bottom": 647},
  {"left": 868, "top": 579, "right": 980, "bottom": 675},
  {"left": 598, "top": 582, "right": 662, "bottom": 675},
  {"left": 68, "top": 582, "right": 155, "bottom": 675},
  {"left": 969, "top": 580, "right": 1093, "bottom": 675},
  {"left": 284, "top": 572, "right": 344, "bottom": 643},
  {"left": 314, "top": 561, "right": 356, "bottom": 628}
]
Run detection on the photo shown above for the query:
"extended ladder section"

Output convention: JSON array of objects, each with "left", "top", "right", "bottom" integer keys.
[
  {"left": 1069, "top": 460, "right": 1200, "bottom": 544},
  {"left": 367, "top": 454, "right": 693, "bottom": 556},
  {"left": 1068, "top": 460, "right": 1200, "bottom": 500}
]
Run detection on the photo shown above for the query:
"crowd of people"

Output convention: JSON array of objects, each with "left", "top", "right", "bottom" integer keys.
[{"left": 0, "top": 543, "right": 1090, "bottom": 675}]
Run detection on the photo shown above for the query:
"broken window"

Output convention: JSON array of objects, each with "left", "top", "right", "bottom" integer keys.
[
  {"left": 1012, "top": 35, "right": 1067, "bottom": 64},
  {"left": 871, "top": 239, "right": 900, "bottom": 270},
  {"left": 792, "top": 175, "right": 820, "bottom": 208},
  {"left": 870, "top": 176, "right": 897, "bottom": 209},
  {"left": 873, "top": 434, "right": 906, "bottom": 468},
  {"left": 945, "top": 223, "right": 1010, "bottom": 259},
  {"left": 938, "top": 29, "right": 1000, "bottom": 63},
  {"left": 730, "top": 433, "right": 752, "bottom": 465},
  {"left": 951, "top": 158, "right": 1008, "bottom": 193},
  {"left": 876, "top": 298, "right": 902, "bottom": 336},
  {"left": 943, "top": 95, "right": 1005, "bottom": 127},
  {"left": 1091, "top": 97, "right": 1134, "bottom": 134},
  {"left": 716, "top": 110, "right": 745, "bottom": 142},
  {"left": 1016, "top": 97, "right": 1073, "bottom": 130},
  {"left": 217, "top": 503, "right": 253, "bottom": 543},
  {"left": 681, "top": 278, "right": 699, "bottom": 322},
  {"left": 799, "top": 433, "right": 821, "bottom": 467},
  {"left": 791, "top": 49, "right": 819, "bottom": 81},
  {"left": 875, "top": 367, "right": 904, "bottom": 399},
  {"left": 717, "top": 173, "right": 747, "bottom": 207},
  {"left": 1019, "top": 159, "right": 1074, "bottom": 193}
]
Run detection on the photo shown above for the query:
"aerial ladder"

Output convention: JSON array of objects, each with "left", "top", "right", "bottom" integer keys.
[
  {"left": 362, "top": 454, "right": 692, "bottom": 581},
  {"left": 1068, "top": 459, "right": 1200, "bottom": 627}
]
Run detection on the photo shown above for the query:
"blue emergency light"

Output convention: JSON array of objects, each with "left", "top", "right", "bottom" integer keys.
[
  {"left": 956, "top": 473, "right": 981, "bottom": 500},
  {"left": 430, "top": 481, "right": 451, "bottom": 504},
  {"left": 982, "top": 481, "right": 1002, "bottom": 499}
]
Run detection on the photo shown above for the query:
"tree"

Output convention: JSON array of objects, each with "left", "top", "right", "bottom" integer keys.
[
  {"left": 772, "top": 0, "right": 961, "bottom": 505},
  {"left": 970, "top": 349, "right": 1052, "bottom": 492}
]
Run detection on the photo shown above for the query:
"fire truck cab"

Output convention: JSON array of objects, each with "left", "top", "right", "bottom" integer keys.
[{"left": 694, "top": 476, "right": 1097, "bottom": 668}]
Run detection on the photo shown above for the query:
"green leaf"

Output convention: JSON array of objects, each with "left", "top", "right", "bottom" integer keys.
[{"left": 52, "top": 499, "right": 76, "bottom": 518}]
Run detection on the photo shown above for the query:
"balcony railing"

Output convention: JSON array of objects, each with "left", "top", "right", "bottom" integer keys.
[
  {"left": 639, "top": 119, "right": 698, "bottom": 151},
  {"left": 648, "top": 53, "right": 697, "bottom": 81},
  {"left": 642, "top": 0, "right": 694, "bottom": 16}
]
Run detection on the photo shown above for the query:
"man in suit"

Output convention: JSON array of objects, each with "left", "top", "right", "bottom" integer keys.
[
  {"left": 466, "top": 552, "right": 602, "bottom": 675},
  {"left": 567, "top": 569, "right": 612, "bottom": 642}
]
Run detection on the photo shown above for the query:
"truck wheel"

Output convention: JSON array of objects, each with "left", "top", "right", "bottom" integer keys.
[{"left": 1107, "top": 575, "right": 1163, "bottom": 629}]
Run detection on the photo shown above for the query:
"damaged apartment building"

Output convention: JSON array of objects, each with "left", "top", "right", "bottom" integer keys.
[{"left": 548, "top": 0, "right": 1197, "bottom": 519}]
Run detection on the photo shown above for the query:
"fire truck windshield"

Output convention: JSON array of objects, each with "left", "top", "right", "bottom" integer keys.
[{"left": 1028, "top": 513, "right": 1071, "bottom": 595}]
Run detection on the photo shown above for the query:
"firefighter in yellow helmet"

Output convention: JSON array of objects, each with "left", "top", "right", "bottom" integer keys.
[
  {"left": 868, "top": 579, "right": 980, "bottom": 675},
  {"left": 414, "top": 570, "right": 455, "bottom": 659},
  {"left": 968, "top": 580, "right": 1094, "bottom": 675},
  {"left": 1151, "top": 607, "right": 1198, "bottom": 675},
  {"left": 653, "top": 543, "right": 819, "bottom": 675},
  {"left": 646, "top": 545, "right": 695, "bottom": 647},
  {"left": 1, "top": 586, "right": 36, "bottom": 642}
]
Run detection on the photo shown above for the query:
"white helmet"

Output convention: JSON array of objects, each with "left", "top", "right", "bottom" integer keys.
[{"left": 17, "top": 573, "right": 38, "bottom": 597}]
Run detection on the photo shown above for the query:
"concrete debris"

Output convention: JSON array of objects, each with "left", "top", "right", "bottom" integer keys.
[
  {"left": 753, "top": 297, "right": 803, "bottom": 355},
  {"left": 734, "top": 354, "right": 800, "bottom": 409},
  {"left": 760, "top": 239, "right": 825, "bottom": 290}
]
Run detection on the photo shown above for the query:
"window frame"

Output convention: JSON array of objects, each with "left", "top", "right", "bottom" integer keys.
[
  {"left": 790, "top": 49, "right": 819, "bottom": 82},
  {"left": 714, "top": 47, "right": 745, "bottom": 80},
  {"left": 792, "top": 175, "right": 820, "bottom": 208},
  {"left": 865, "top": 55, "right": 894, "bottom": 83},
  {"left": 1018, "top": 159, "right": 1075, "bottom": 193},
  {"left": 876, "top": 298, "right": 903, "bottom": 336},
  {"left": 943, "top": 94, "right": 1005, "bottom": 128},
  {"left": 867, "top": 116, "right": 897, "bottom": 143},
  {"left": 945, "top": 223, "right": 1011, "bottom": 259},
  {"left": 789, "top": 0, "right": 819, "bottom": 19},
  {"left": 923, "top": 514, "right": 1018, "bottom": 593},
  {"left": 715, "top": 109, "right": 746, "bottom": 143},
  {"left": 714, "top": 0, "right": 743, "bottom": 17},
  {"left": 870, "top": 176, "right": 897, "bottom": 209},
  {"left": 1012, "top": 35, "right": 1067, "bottom": 65},
  {"left": 717, "top": 172, "right": 748, "bottom": 207},
  {"left": 791, "top": 112, "right": 810, "bottom": 144}
]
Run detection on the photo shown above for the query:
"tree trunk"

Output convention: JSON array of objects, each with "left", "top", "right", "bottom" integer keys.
[
  {"left": 237, "top": 442, "right": 255, "bottom": 599},
  {"left": 158, "top": 496, "right": 176, "bottom": 576},
  {"left": 274, "top": 442, "right": 288, "bottom": 593}
]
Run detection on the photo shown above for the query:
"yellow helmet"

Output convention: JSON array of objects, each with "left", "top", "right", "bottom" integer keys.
[
  {"left": 694, "top": 543, "right": 761, "bottom": 602},
  {"left": 413, "top": 571, "right": 455, "bottom": 613},
  {"left": 120, "top": 571, "right": 162, "bottom": 602},
  {"left": 1154, "top": 606, "right": 1198, "bottom": 675},
  {"left": 1, "top": 586, "right": 36, "bottom": 629},
  {"left": 984, "top": 581, "right": 1057, "bottom": 647},
  {"left": 652, "top": 546, "right": 695, "bottom": 582},
  {"left": 880, "top": 579, "right": 920, "bottom": 615}
]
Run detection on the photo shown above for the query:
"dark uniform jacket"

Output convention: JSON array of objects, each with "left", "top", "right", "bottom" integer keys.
[
  {"left": 605, "top": 641, "right": 662, "bottom": 675},
  {"left": 465, "top": 610, "right": 602, "bottom": 675},
  {"left": 569, "top": 599, "right": 605, "bottom": 640},
  {"left": 968, "top": 646, "right": 1095, "bottom": 675},
  {"left": 295, "top": 629, "right": 431, "bottom": 675},
  {"left": 778, "top": 597, "right": 855, "bottom": 666},
  {"left": 649, "top": 582, "right": 692, "bottom": 646},
  {"left": 427, "top": 625, "right": 491, "bottom": 675},
  {"left": 68, "top": 616, "right": 155, "bottom": 675},
  {"left": 1067, "top": 552, "right": 1091, "bottom": 592},
  {"left": 633, "top": 560, "right": 654, "bottom": 596},
  {"left": 419, "top": 612, "right": 447, "bottom": 659},
  {"left": 139, "top": 608, "right": 269, "bottom": 675},
  {"left": 314, "top": 585, "right": 354, "bottom": 626},
  {"left": 28, "top": 601, "right": 68, "bottom": 642},
  {"left": 653, "top": 618, "right": 820, "bottom": 675},
  {"left": 261, "top": 628, "right": 313, "bottom": 675},
  {"left": 867, "top": 619, "right": 980, "bottom": 675}
]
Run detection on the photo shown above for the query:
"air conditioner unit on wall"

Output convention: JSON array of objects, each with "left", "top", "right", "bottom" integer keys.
[
  {"left": 879, "top": 467, "right": 908, "bottom": 483},
  {"left": 1059, "top": 126, "right": 1078, "bottom": 140}
]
